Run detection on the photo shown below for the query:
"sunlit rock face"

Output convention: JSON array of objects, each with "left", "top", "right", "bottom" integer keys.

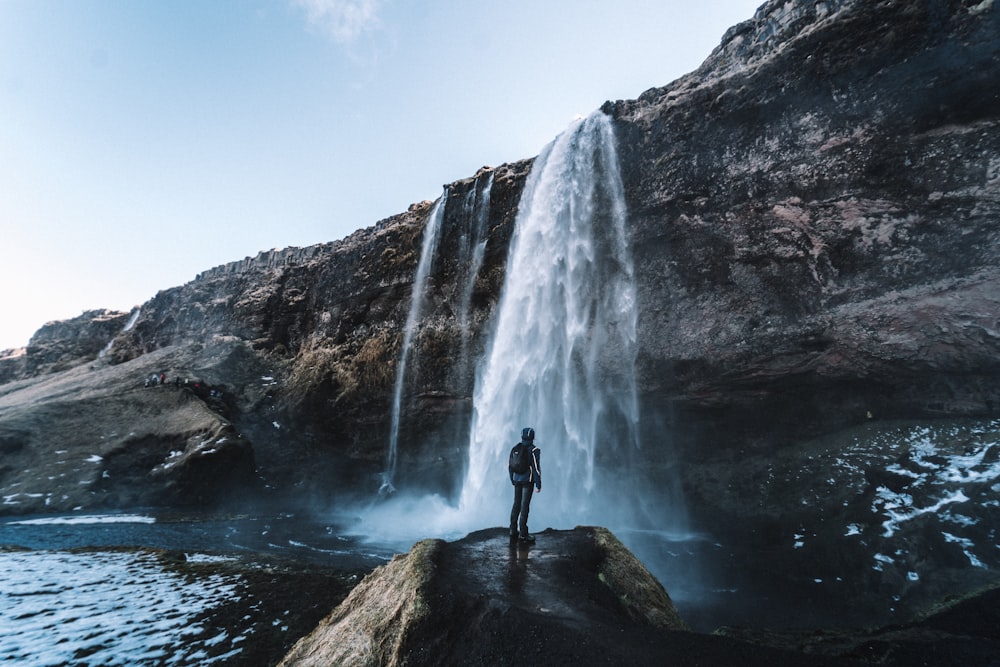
[{"left": 0, "top": 309, "right": 133, "bottom": 382}]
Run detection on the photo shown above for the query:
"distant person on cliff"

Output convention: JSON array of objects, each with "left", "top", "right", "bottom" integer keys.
[{"left": 508, "top": 427, "right": 541, "bottom": 543}]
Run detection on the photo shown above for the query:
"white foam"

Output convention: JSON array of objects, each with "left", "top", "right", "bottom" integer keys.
[
  {"left": 10, "top": 514, "right": 156, "bottom": 526},
  {"left": 875, "top": 488, "right": 969, "bottom": 537}
]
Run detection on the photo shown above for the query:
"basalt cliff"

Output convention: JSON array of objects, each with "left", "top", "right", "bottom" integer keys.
[{"left": 1, "top": 0, "right": 999, "bottom": 635}]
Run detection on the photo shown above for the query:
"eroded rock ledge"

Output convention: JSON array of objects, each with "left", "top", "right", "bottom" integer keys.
[
  {"left": 278, "top": 527, "right": 1000, "bottom": 667},
  {"left": 278, "top": 527, "right": 688, "bottom": 666}
]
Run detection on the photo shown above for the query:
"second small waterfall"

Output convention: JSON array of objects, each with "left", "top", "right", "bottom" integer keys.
[{"left": 383, "top": 193, "right": 448, "bottom": 494}]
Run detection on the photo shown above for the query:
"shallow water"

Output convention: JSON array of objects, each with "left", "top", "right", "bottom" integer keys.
[
  {"left": 4, "top": 413, "right": 1000, "bottom": 663},
  {"left": 1, "top": 549, "right": 240, "bottom": 666},
  {"left": 0, "top": 512, "right": 393, "bottom": 566},
  {"left": 0, "top": 512, "right": 395, "bottom": 666}
]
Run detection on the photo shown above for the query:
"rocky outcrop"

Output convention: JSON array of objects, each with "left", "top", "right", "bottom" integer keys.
[
  {"left": 0, "top": 309, "right": 133, "bottom": 384},
  {"left": 278, "top": 527, "right": 1000, "bottom": 666},
  {"left": 278, "top": 527, "right": 691, "bottom": 667},
  {"left": 0, "top": 340, "right": 259, "bottom": 513}
]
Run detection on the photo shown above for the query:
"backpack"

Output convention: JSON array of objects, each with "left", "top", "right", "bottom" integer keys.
[{"left": 508, "top": 442, "right": 530, "bottom": 475}]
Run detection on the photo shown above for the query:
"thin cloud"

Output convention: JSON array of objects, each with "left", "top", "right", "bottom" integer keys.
[{"left": 292, "top": 0, "right": 382, "bottom": 43}]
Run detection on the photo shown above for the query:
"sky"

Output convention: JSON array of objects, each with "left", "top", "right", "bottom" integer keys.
[{"left": 0, "top": 0, "right": 763, "bottom": 351}]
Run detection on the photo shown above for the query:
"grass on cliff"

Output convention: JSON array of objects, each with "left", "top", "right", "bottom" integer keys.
[{"left": 285, "top": 329, "right": 398, "bottom": 407}]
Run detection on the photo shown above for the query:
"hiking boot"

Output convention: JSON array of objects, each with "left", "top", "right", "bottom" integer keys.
[{"left": 518, "top": 534, "right": 536, "bottom": 544}]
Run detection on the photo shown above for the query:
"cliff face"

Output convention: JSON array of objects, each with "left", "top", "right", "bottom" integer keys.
[
  {"left": 97, "top": 162, "right": 533, "bottom": 498},
  {"left": 92, "top": 0, "right": 998, "bottom": 490},
  {"left": 141, "top": 2, "right": 997, "bottom": 443},
  {"left": 0, "top": 309, "right": 133, "bottom": 384},
  {"left": 0, "top": 0, "right": 997, "bottom": 587},
  {"left": 0, "top": 162, "right": 533, "bottom": 511},
  {"left": 609, "top": 0, "right": 1000, "bottom": 454}
]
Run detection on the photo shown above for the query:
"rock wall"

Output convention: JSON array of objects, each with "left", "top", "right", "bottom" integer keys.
[
  {"left": 0, "top": 309, "right": 132, "bottom": 383},
  {"left": 608, "top": 0, "right": 1000, "bottom": 455}
]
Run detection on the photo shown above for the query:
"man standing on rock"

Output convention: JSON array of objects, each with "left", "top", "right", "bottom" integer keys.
[{"left": 509, "top": 427, "right": 541, "bottom": 543}]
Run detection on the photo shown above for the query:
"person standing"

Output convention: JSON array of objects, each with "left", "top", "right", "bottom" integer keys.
[{"left": 509, "top": 427, "right": 541, "bottom": 543}]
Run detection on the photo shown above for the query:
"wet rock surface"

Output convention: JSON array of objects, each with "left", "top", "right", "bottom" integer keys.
[
  {"left": 717, "top": 582, "right": 1000, "bottom": 667},
  {"left": 278, "top": 527, "right": 1000, "bottom": 666},
  {"left": 673, "top": 417, "right": 1000, "bottom": 631},
  {"left": 279, "top": 526, "right": 843, "bottom": 667}
]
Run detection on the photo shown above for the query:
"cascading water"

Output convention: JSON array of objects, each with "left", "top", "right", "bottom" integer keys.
[
  {"left": 458, "top": 111, "right": 644, "bottom": 531},
  {"left": 359, "top": 111, "right": 678, "bottom": 550},
  {"left": 353, "top": 112, "right": 696, "bottom": 621},
  {"left": 98, "top": 306, "right": 141, "bottom": 360},
  {"left": 383, "top": 192, "right": 448, "bottom": 495},
  {"left": 454, "top": 172, "right": 494, "bottom": 380}
]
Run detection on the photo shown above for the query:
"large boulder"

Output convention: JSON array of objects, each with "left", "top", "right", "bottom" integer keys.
[
  {"left": 277, "top": 527, "right": 1000, "bottom": 666},
  {"left": 279, "top": 527, "right": 693, "bottom": 667}
]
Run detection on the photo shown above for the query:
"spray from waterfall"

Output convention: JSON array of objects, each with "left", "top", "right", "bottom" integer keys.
[
  {"left": 383, "top": 193, "right": 448, "bottom": 495},
  {"left": 458, "top": 110, "right": 642, "bottom": 531}
]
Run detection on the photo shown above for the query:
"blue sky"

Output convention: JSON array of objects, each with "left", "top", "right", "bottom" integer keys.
[{"left": 0, "top": 0, "right": 762, "bottom": 350}]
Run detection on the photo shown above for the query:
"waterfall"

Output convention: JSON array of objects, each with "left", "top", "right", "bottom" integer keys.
[
  {"left": 383, "top": 192, "right": 448, "bottom": 495},
  {"left": 458, "top": 111, "right": 642, "bottom": 530},
  {"left": 454, "top": 172, "right": 494, "bottom": 382},
  {"left": 97, "top": 307, "right": 141, "bottom": 360},
  {"left": 355, "top": 112, "right": 682, "bottom": 592}
]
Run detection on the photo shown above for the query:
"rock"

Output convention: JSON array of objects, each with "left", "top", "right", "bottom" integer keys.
[
  {"left": 716, "top": 581, "right": 1000, "bottom": 666},
  {"left": 274, "top": 527, "right": 1000, "bottom": 666},
  {"left": 0, "top": 348, "right": 26, "bottom": 387},
  {"left": 275, "top": 526, "right": 1000, "bottom": 666},
  {"left": 278, "top": 527, "right": 832, "bottom": 667},
  {"left": 0, "top": 309, "right": 132, "bottom": 383},
  {"left": 607, "top": 0, "right": 1000, "bottom": 453},
  {"left": 0, "top": 340, "right": 261, "bottom": 514}
]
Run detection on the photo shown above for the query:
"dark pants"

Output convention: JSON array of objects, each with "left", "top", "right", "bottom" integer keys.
[{"left": 510, "top": 483, "right": 534, "bottom": 538}]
